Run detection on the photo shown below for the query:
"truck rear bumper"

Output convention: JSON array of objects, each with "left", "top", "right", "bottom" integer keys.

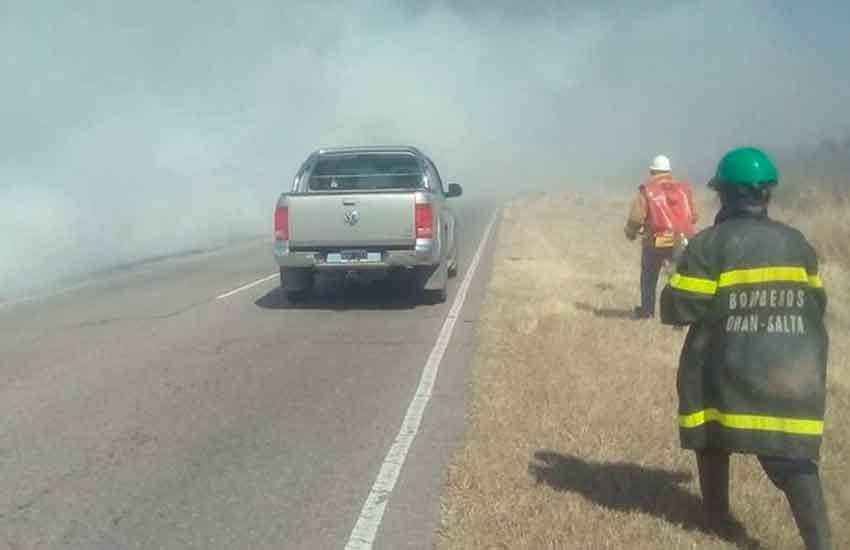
[{"left": 274, "top": 239, "right": 440, "bottom": 270}]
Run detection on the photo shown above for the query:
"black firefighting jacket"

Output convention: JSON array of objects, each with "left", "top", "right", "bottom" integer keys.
[{"left": 660, "top": 204, "right": 828, "bottom": 459}]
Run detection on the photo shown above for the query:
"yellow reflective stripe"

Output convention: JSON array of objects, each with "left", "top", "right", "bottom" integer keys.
[
  {"left": 670, "top": 267, "right": 823, "bottom": 296},
  {"left": 680, "top": 409, "right": 823, "bottom": 436},
  {"left": 718, "top": 267, "right": 811, "bottom": 287},
  {"left": 670, "top": 273, "right": 717, "bottom": 295}
]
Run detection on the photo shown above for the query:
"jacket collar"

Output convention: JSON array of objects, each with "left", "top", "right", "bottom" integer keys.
[{"left": 714, "top": 202, "right": 768, "bottom": 225}]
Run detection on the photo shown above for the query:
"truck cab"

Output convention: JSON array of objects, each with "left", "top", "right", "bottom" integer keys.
[{"left": 274, "top": 146, "right": 462, "bottom": 303}]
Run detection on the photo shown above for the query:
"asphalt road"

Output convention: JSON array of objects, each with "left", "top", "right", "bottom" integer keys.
[{"left": 0, "top": 200, "right": 498, "bottom": 550}]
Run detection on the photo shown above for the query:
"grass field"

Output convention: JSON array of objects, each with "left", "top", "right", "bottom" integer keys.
[{"left": 437, "top": 195, "right": 849, "bottom": 549}]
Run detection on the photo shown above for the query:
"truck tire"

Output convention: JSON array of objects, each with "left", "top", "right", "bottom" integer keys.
[
  {"left": 417, "top": 261, "right": 448, "bottom": 305},
  {"left": 447, "top": 245, "right": 459, "bottom": 278},
  {"left": 423, "top": 287, "right": 447, "bottom": 304},
  {"left": 280, "top": 268, "right": 314, "bottom": 302}
]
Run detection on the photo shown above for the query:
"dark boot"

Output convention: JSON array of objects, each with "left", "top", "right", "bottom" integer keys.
[
  {"left": 786, "top": 475, "right": 831, "bottom": 550},
  {"left": 696, "top": 450, "right": 731, "bottom": 518},
  {"left": 632, "top": 306, "right": 652, "bottom": 320},
  {"left": 639, "top": 245, "right": 673, "bottom": 317},
  {"left": 638, "top": 245, "right": 658, "bottom": 317},
  {"left": 760, "top": 457, "right": 831, "bottom": 550}
]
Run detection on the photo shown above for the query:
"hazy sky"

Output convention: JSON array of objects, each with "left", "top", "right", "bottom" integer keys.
[{"left": 2, "top": 1, "right": 849, "bottom": 295}]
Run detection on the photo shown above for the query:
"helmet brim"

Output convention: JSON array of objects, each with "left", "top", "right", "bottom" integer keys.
[{"left": 708, "top": 177, "right": 777, "bottom": 189}]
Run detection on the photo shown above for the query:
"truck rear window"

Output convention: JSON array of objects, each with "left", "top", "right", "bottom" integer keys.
[{"left": 308, "top": 154, "right": 424, "bottom": 191}]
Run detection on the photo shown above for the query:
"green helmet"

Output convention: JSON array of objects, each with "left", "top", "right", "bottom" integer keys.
[{"left": 710, "top": 147, "right": 779, "bottom": 188}]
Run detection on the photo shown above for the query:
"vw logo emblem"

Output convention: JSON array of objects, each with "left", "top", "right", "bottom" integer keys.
[{"left": 344, "top": 210, "right": 359, "bottom": 226}]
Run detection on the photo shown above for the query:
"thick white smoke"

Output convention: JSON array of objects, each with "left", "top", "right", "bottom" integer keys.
[{"left": 2, "top": 1, "right": 848, "bottom": 296}]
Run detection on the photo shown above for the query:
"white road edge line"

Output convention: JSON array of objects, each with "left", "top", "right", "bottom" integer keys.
[
  {"left": 216, "top": 273, "right": 278, "bottom": 300},
  {"left": 344, "top": 210, "right": 499, "bottom": 550}
]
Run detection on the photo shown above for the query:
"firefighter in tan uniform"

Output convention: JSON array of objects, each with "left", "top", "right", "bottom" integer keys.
[
  {"left": 661, "top": 147, "right": 831, "bottom": 549},
  {"left": 625, "top": 155, "right": 697, "bottom": 319}
]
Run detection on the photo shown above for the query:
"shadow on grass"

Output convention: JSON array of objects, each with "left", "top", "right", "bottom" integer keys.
[
  {"left": 573, "top": 301, "right": 635, "bottom": 320},
  {"left": 529, "top": 450, "right": 763, "bottom": 549}
]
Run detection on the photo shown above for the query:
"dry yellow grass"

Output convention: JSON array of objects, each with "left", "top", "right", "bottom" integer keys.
[
  {"left": 776, "top": 195, "right": 850, "bottom": 270},
  {"left": 437, "top": 195, "right": 849, "bottom": 549}
]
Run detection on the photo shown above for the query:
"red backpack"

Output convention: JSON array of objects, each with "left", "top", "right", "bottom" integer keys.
[{"left": 641, "top": 178, "right": 696, "bottom": 239}]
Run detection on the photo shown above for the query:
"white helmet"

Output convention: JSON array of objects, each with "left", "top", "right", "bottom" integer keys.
[{"left": 649, "top": 154, "right": 671, "bottom": 172}]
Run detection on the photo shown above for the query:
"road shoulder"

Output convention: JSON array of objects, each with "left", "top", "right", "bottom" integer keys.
[{"left": 435, "top": 195, "right": 850, "bottom": 550}]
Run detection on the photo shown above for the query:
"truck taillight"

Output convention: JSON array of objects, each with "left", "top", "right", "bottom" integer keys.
[
  {"left": 415, "top": 203, "right": 434, "bottom": 239},
  {"left": 274, "top": 205, "right": 289, "bottom": 241}
]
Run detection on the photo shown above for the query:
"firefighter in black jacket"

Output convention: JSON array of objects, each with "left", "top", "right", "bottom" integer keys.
[{"left": 660, "top": 147, "right": 831, "bottom": 549}]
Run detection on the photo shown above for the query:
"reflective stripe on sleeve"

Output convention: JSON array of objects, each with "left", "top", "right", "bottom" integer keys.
[{"left": 669, "top": 273, "right": 717, "bottom": 295}]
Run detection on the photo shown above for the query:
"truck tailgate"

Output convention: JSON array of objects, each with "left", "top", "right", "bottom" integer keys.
[{"left": 288, "top": 193, "right": 417, "bottom": 249}]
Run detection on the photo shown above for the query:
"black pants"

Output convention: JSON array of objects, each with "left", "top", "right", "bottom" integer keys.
[
  {"left": 696, "top": 450, "right": 831, "bottom": 550},
  {"left": 639, "top": 245, "right": 673, "bottom": 316}
]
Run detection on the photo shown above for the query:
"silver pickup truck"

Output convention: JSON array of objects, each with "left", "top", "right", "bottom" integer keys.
[{"left": 273, "top": 146, "right": 462, "bottom": 303}]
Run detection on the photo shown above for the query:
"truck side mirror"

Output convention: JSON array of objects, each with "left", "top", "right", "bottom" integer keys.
[{"left": 447, "top": 183, "right": 463, "bottom": 198}]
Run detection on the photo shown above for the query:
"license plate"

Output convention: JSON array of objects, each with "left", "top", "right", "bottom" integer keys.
[{"left": 326, "top": 251, "right": 381, "bottom": 263}]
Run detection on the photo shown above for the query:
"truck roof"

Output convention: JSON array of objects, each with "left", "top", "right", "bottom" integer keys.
[{"left": 313, "top": 145, "right": 426, "bottom": 157}]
